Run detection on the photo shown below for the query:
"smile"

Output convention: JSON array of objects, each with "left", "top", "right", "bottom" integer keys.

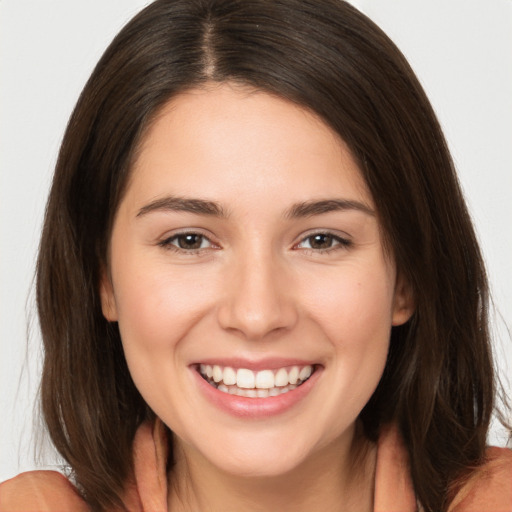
[{"left": 199, "top": 364, "right": 315, "bottom": 398}]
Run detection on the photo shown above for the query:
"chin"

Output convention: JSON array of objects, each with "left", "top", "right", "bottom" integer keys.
[
  {"left": 212, "top": 451, "right": 309, "bottom": 479},
  {"left": 192, "top": 429, "right": 321, "bottom": 479}
]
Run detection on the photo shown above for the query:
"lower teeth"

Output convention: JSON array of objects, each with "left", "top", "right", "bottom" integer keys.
[{"left": 204, "top": 377, "right": 305, "bottom": 398}]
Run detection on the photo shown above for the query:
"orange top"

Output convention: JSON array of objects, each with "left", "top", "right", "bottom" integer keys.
[{"left": 1, "top": 421, "right": 511, "bottom": 511}]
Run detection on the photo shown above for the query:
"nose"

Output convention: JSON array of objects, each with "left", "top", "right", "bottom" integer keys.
[{"left": 217, "top": 251, "right": 298, "bottom": 341}]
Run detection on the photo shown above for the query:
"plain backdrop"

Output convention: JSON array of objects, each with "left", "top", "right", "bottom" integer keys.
[{"left": 1, "top": 0, "right": 511, "bottom": 482}]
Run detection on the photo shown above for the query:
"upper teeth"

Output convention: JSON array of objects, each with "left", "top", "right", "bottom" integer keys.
[{"left": 200, "top": 364, "right": 313, "bottom": 389}]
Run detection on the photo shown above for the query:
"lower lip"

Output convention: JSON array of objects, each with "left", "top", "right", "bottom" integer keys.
[{"left": 192, "top": 366, "right": 321, "bottom": 418}]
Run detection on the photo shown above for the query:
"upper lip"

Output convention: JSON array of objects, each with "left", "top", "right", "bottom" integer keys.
[{"left": 191, "top": 357, "right": 320, "bottom": 371}]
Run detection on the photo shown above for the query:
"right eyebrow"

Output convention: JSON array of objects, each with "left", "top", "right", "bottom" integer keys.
[
  {"left": 284, "top": 198, "right": 375, "bottom": 219},
  {"left": 136, "top": 196, "right": 228, "bottom": 218}
]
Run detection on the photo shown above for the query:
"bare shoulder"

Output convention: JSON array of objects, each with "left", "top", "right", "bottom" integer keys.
[
  {"left": 0, "top": 470, "right": 89, "bottom": 511},
  {"left": 449, "top": 446, "right": 512, "bottom": 512}
]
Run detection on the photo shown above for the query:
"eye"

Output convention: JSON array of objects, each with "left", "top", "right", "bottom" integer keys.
[
  {"left": 295, "top": 232, "right": 351, "bottom": 252},
  {"left": 159, "top": 232, "right": 214, "bottom": 251}
]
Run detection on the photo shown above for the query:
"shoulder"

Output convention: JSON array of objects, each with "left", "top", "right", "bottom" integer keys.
[
  {"left": 0, "top": 470, "right": 89, "bottom": 511},
  {"left": 449, "top": 446, "right": 512, "bottom": 512}
]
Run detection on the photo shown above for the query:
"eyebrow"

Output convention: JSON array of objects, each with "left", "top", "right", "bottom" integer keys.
[
  {"left": 136, "top": 196, "right": 227, "bottom": 218},
  {"left": 136, "top": 196, "right": 374, "bottom": 219},
  {"left": 284, "top": 199, "right": 375, "bottom": 219}
]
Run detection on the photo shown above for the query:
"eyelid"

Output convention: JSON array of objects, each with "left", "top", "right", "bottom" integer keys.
[
  {"left": 157, "top": 228, "right": 220, "bottom": 253},
  {"left": 156, "top": 228, "right": 352, "bottom": 254},
  {"left": 293, "top": 229, "right": 352, "bottom": 252}
]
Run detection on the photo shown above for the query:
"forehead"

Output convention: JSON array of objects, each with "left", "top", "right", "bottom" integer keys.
[{"left": 125, "top": 83, "right": 372, "bottom": 215}]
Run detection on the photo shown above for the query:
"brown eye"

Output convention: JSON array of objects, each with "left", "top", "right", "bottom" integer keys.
[
  {"left": 176, "top": 234, "right": 204, "bottom": 249},
  {"left": 307, "top": 234, "right": 334, "bottom": 249},
  {"left": 296, "top": 232, "right": 351, "bottom": 252},
  {"left": 159, "top": 232, "right": 213, "bottom": 251}
]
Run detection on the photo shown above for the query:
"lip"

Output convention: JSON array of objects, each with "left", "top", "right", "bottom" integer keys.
[{"left": 190, "top": 361, "right": 322, "bottom": 418}]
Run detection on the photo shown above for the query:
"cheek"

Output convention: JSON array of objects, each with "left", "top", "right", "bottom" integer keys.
[
  {"left": 301, "top": 261, "right": 394, "bottom": 395},
  {"left": 301, "top": 261, "right": 396, "bottom": 343},
  {"left": 312, "top": 270, "right": 393, "bottom": 418},
  {"left": 111, "top": 259, "right": 218, "bottom": 358},
  {"left": 111, "top": 262, "right": 222, "bottom": 419}
]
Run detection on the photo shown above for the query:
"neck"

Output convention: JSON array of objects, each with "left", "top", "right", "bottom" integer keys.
[{"left": 167, "top": 424, "right": 376, "bottom": 512}]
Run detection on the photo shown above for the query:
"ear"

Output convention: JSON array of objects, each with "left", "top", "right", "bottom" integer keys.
[
  {"left": 392, "top": 274, "right": 415, "bottom": 326},
  {"left": 99, "top": 268, "right": 118, "bottom": 322}
]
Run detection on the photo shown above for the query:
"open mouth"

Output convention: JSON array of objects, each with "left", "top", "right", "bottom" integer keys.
[{"left": 198, "top": 364, "right": 316, "bottom": 398}]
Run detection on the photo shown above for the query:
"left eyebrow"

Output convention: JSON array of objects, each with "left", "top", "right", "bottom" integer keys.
[
  {"left": 284, "top": 199, "right": 375, "bottom": 219},
  {"left": 136, "top": 196, "right": 228, "bottom": 218}
]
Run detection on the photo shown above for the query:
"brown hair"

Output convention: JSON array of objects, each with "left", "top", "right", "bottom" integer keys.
[{"left": 36, "top": 1, "right": 502, "bottom": 510}]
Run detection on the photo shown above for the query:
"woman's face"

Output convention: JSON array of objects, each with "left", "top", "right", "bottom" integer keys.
[{"left": 101, "top": 83, "right": 413, "bottom": 478}]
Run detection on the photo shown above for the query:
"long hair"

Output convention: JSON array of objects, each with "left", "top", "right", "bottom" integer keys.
[{"left": 36, "top": 1, "right": 497, "bottom": 510}]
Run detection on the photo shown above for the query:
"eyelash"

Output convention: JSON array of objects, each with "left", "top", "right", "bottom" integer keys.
[
  {"left": 158, "top": 232, "right": 217, "bottom": 254},
  {"left": 158, "top": 230, "right": 352, "bottom": 256},
  {"left": 293, "top": 231, "right": 352, "bottom": 254}
]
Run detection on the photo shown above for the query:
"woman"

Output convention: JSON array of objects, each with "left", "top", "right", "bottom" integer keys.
[{"left": 1, "top": 1, "right": 510, "bottom": 511}]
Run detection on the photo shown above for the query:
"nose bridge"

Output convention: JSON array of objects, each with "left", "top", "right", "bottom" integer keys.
[{"left": 217, "top": 243, "right": 297, "bottom": 340}]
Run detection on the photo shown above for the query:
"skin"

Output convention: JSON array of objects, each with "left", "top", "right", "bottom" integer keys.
[{"left": 101, "top": 83, "right": 414, "bottom": 511}]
